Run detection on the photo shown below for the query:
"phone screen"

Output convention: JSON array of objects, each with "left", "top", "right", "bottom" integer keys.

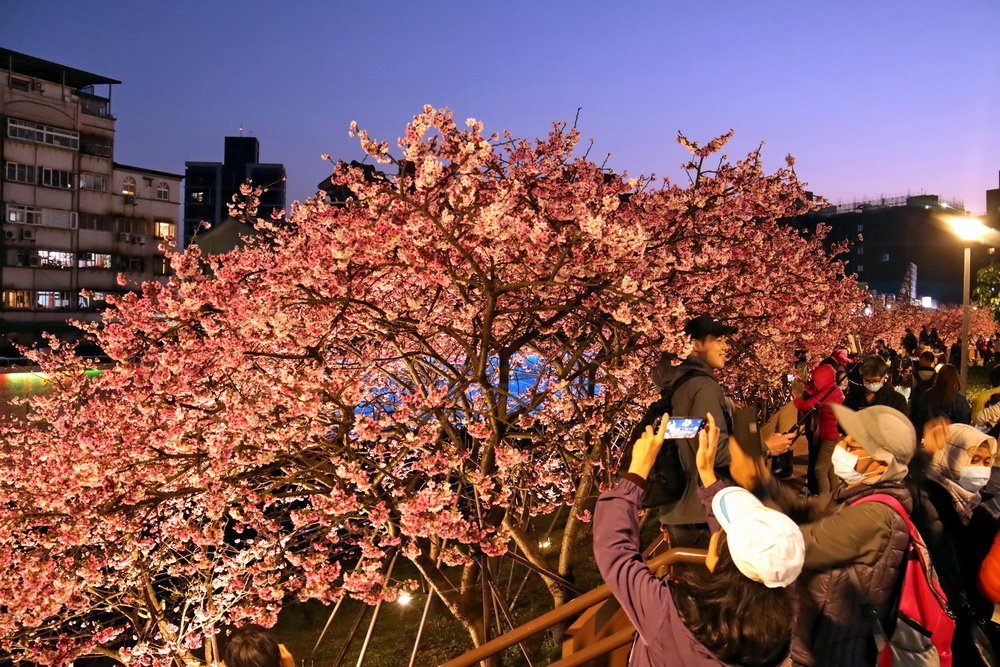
[{"left": 663, "top": 418, "right": 705, "bottom": 439}]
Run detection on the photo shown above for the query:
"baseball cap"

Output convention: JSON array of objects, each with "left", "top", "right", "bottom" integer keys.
[
  {"left": 684, "top": 314, "right": 738, "bottom": 340},
  {"left": 829, "top": 404, "right": 916, "bottom": 465},
  {"left": 712, "top": 486, "right": 805, "bottom": 588}
]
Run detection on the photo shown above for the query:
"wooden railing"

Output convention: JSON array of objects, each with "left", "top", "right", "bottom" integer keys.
[{"left": 440, "top": 547, "right": 708, "bottom": 667}]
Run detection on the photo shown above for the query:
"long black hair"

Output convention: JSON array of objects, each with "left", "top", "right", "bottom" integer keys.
[{"left": 669, "top": 532, "right": 793, "bottom": 666}]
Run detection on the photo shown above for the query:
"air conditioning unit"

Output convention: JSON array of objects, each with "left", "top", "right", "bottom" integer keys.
[
  {"left": 20, "top": 229, "right": 35, "bottom": 241},
  {"left": 3, "top": 230, "right": 15, "bottom": 241},
  {"left": 27, "top": 255, "right": 40, "bottom": 267},
  {"left": 31, "top": 80, "right": 43, "bottom": 91},
  {"left": 118, "top": 232, "right": 130, "bottom": 242}
]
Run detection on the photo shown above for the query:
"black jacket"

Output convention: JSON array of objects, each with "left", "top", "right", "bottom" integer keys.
[{"left": 843, "top": 382, "right": 908, "bottom": 414}]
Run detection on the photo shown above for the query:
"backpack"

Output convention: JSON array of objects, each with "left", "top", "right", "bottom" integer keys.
[
  {"left": 621, "top": 367, "right": 711, "bottom": 509},
  {"left": 849, "top": 494, "right": 956, "bottom": 667}
]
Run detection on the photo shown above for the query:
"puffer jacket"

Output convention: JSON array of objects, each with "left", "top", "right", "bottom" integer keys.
[
  {"left": 652, "top": 355, "right": 731, "bottom": 525},
  {"left": 794, "top": 363, "right": 844, "bottom": 443},
  {"left": 764, "top": 478, "right": 912, "bottom": 666}
]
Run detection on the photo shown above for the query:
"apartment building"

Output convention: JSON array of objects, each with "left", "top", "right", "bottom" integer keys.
[{"left": 0, "top": 47, "right": 180, "bottom": 340}]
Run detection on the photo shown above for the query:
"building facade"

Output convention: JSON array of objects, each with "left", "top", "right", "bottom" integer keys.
[
  {"left": 183, "top": 136, "right": 285, "bottom": 249},
  {"left": 791, "top": 194, "right": 995, "bottom": 304},
  {"left": 0, "top": 47, "right": 179, "bottom": 341}
]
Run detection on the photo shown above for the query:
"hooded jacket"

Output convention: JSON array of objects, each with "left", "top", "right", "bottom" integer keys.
[
  {"left": 793, "top": 364, "right": 844, "bottom": 443},
  {"left": 652, "top": 355, "right": 731, "bottom": 525}
]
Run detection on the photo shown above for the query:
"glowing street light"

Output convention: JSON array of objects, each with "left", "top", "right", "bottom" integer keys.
[
  {"left": 397, "top": 591, "right": 413, "bottom": 606},
  {"left": 942, "top": 215, "right": 995, "bottom": 389}
]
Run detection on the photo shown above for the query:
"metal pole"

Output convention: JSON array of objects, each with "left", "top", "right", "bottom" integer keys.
[
  {"left": 407, "top": 588, "right": 435, "bottom": 667},
  {"left": 354, "top": 551, "right": 400, "bottom": 667},
  {"left": 961, "top": 245, "right": 971, "bottom": 390}
]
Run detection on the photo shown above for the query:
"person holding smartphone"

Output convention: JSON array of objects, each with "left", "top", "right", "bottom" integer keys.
[{"left": 593, "top": 414, "right": 803, "bottom": 666}]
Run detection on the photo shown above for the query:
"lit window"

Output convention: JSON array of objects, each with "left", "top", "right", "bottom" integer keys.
[
  {"left": 35, "top": 291, "right": 73, "bottom": 310},
  {"left": 857, "top": 264, "right": 864, "bottom": 272},
  {"left": 156, "top": 182, "right": 170, "bottom": 201},
  {"left": 6, "top": 205, "right": 41, "bottom": 225},
  {"left": 856, "top": 246, "right": 863, "bottom": 256},
  {"left": 77, "top": 252, "right": 113, "bottom": 269},
  {"left": 122, "top": 176, "right": 136, "bottom": 197},
  {"left": 189, "top": 190, "right": 205, "bottom": 203},
  {"left": 882, "top": 253, "right": 890, "bottom": 262},
  {"left": 154, "top": 221, "right": 176, "bottom": 238},
  {"left": 36, "top": 250, "right": 74, "bottom": 269},
  {"left": 2, "top": 290, "right": 31, "bottom": 310}
]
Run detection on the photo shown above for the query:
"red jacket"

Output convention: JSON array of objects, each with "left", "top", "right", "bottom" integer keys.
[{"left": 794, "top": 363, "right": 845, "bottom": 442}]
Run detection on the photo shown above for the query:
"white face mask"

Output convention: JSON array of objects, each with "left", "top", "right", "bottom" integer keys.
[
  {"left": 832, "top": 445, "right": 867, "bottom": 484},
  {"left": 864, "top": 381, "right": 884, "bottom": 393},
  {"left": 958, "top": 466, "right": 991, "bottom": 493}
]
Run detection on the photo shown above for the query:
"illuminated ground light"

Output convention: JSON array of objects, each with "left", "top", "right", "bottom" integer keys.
[{"left": 397, "top": 591, "right": 413, "bottom": 606}]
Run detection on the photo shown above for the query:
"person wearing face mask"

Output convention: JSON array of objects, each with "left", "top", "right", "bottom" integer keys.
[
  {"left": 910, "top": 350, "right": 938, "bottom": 416},
  {"left": 729, "top": 404, "right": 917, "bottom": 666},
  {"left": 923, "top": 425, "right": 999, "bottom": 624},
  {"left": 843, "top": 355, "right": 908, "bottom": 414}
]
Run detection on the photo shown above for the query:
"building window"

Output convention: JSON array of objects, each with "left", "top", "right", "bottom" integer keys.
[
  {"left": 856, "top": 246, "right": 863, "bottom": 256},
  {"left": 7, "top": 118, "right": 79, "bottom": 150},
  {"left": 189, "top": 190, "right": 205, "bottom": 203},
  {"left": 77, "top": 252, "right": 113, "bottom": 269},
  {"left": 153, "top": 221, "right": 176, "bottom": 238},
  {"left": 6, "top": 205, "right": 41, "bottom": 225},
  {"left": 36, "top": 291, "right": 73, "bottom": 309},
  {"left": 857, "top": 264, "right": 864, "bottom": 272},
  {"left": 79, "top": 172, "right": 107, "bottom": 191},
  {"left": 40, "top": 167, "right": 74, "bottom": 189},
  {"left": 37, "top": 250, "right": 74, "bottom": 269},
  {"left": 155, "top": 257, "right": 170, "bottom": 275},
  {"left": 80, "top": 134, "right": 113, "bottom": 157},
  {"left": 4, "top": 161, "right": 36, "bottom": 184},
  {"left": 79, "top": 290, "right": 113, "bottom": 310},
  {"left": 882, "top": 253, "right": 890, "bottom": 263},
  {"left": 157, "top": 182, "right": 170, "bottom": 201},
  {"left": 2, "top": 290, "right": 31, "bottom": 310},
  {"left": 9, "top": 77, "right": 30, "bottom": 92},
  {"left": 122, "top": 176, "right": 136, "bottom": 197}
]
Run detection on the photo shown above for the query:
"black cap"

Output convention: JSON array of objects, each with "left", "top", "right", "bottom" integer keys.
[{"left": 684, "top": 314, "right": 737, "bottom": 339}]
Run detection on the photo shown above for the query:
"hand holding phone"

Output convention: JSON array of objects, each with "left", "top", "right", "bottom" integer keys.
[
  {"left": 696, "top": 413, "right": 720, "bottom": 487},
  {"left": 663, "top": 417, "right": 706, "bottom": 439}
]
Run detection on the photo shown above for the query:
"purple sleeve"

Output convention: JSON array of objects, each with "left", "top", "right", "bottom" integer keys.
[
  {"left": 696, "top": 479, "right": 729, "bottom": 534},
  {"left": 593, "top": 478, "right": 677, "bottom": 643}
]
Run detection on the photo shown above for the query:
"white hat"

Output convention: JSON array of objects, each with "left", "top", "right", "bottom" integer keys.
[{"left": 712, "top": 486, "right": 805, "bottom": 588}]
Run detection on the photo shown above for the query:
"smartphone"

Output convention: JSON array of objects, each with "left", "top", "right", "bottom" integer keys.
[
  {"left": 662, "top": 417, "right": 705, "bottom": 439},
  {"left": 731, "top": 405, "right": 763, "bottom": 458}
]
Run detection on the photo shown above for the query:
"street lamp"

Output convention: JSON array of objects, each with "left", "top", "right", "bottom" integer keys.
[{"left": 943, "top": 215, "right": 995, "bottom": 389}]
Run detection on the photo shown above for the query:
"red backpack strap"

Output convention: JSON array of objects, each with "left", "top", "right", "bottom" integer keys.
[{"left": 849, "top": 493, "right": 925, "bottom": 547}]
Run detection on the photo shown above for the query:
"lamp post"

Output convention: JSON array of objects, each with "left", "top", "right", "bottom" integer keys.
[{"left": 944, "top": 215, "right": 993, "bottom": 390}]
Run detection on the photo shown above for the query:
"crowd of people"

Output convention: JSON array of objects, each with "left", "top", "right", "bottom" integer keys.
[{"left": 596, "top": 314, "right": 1000, "bottom": 666}]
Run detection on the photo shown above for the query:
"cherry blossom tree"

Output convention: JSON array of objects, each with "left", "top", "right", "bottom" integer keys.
[
  {"left": 0, "top": 106, "right": 864, "bottom": 665},
  {"left": 848, "top": 299, "right": 996, "bottom": 355}
]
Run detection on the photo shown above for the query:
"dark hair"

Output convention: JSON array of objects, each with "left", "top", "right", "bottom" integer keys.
[
  {"left": 225, "top": 625, "right": 281, "bottom": 667},
  {"left": 919, "top": 350, "right": 936, "bottom": 364},
  {"left": 669, "top": 533, "right": 792, "bottom": 666},
  {"left": 928, "top": 363, "right": 961, "bottom": 408},
  {"left": 859, "top": 355, "right": 888, "bottom": 378}
]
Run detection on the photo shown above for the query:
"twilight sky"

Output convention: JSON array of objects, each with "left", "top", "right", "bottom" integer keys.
[{"left": 5, "top": 1, "right": 1000, "bottom": 213}]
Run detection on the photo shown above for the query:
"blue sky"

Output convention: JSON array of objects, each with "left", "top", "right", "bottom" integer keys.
[{"left": 5, "top": 1, "right": 1000, "bottom": 212}]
